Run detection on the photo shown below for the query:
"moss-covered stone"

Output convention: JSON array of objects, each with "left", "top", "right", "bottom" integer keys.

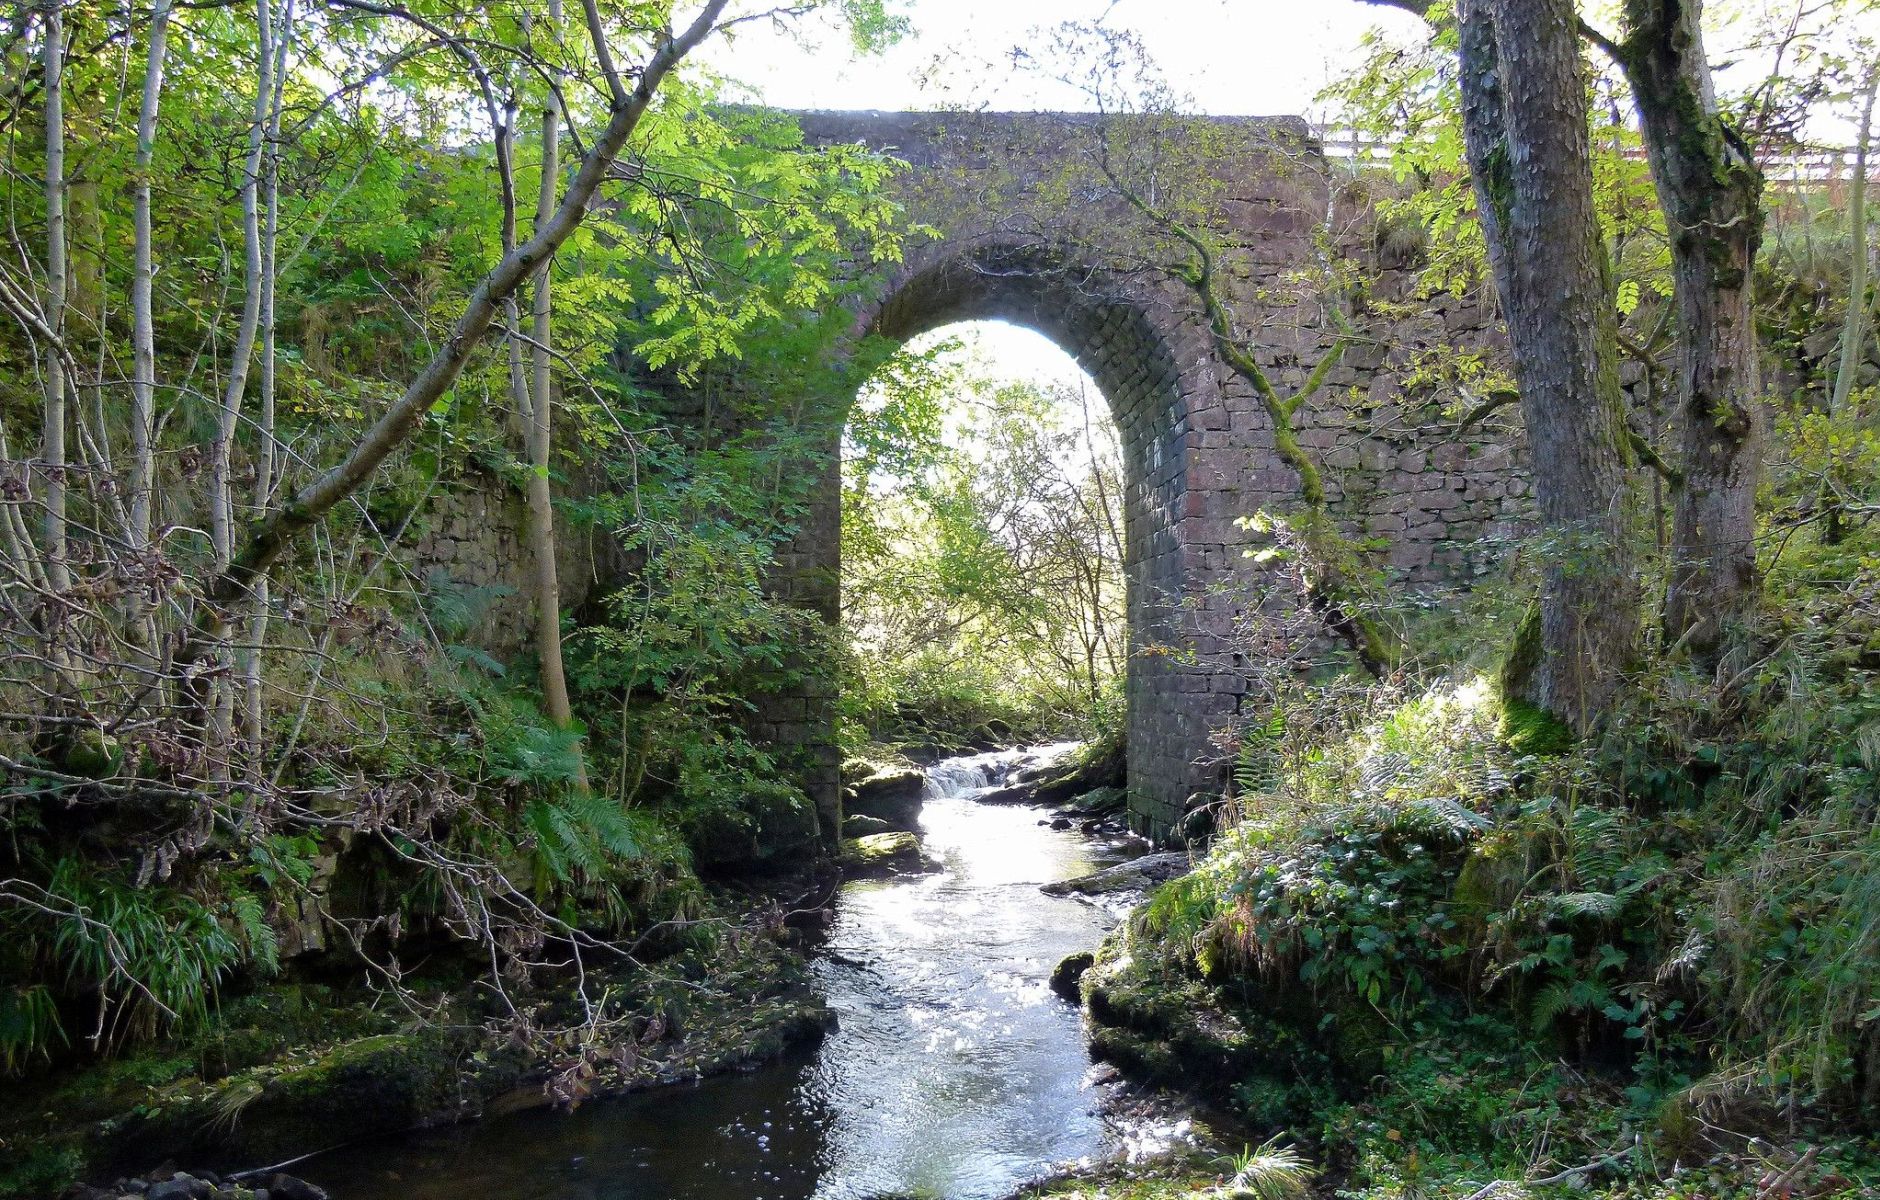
[
  {"left": 683, "top": 781, "right": 823, "bottom": 873},
  {"left": 1499, "top": 696, "right": 1574, "bottom": 756},
  {"left": 844, "top": 764, "right": 925, "bottom": 829},
  {"left": 838, "top": 831, "right": 930, "bottom": 875},
  {"left": 1078, "top": 931, "right": 1350, "bottom": 1123},
  {"left": 1068, "top": 786, "right": 1127, "bottom": 815},
  {"left": 1049, "top": 951, "right": 1095, "bottom": 1000},
  {"left": 840, "top": 813, "right": 894, "bottom": 838}
]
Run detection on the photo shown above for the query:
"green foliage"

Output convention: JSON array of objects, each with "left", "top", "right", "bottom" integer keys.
[
  {"left": 1320, "top": 14, "right": 1667, "bottom": 306},
  {"left": 1215, "top": 1136, "right": 1315, "bottom": 1200},
  {"left": 841, "top": 340, "right": 1128, "bottom": 748},
  {"left": 1114, "top": 612, "right": 1880, "bottom": 1195},
  {"left": 0, "top": 985, "right": 62, "bottom": 1074},
  {"left": 0, "top": 861, "right": 277, "bottom": 1071}
]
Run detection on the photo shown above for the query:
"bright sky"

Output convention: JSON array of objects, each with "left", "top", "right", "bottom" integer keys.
[{"left": 707, "top": 1, "right": 1425, "bottom": 118}]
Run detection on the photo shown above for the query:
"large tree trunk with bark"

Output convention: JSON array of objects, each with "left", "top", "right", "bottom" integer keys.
[
  {"left": 1454, "top": 0, "right": 1639, "bottom": 731},
  {"left": 1616, "top": 0, "right": 1765, "bottom": 655}
]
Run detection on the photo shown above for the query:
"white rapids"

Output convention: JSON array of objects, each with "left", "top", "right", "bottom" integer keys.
[{"left": 920, "top": 741, "right": 1082, "bottom": 800}]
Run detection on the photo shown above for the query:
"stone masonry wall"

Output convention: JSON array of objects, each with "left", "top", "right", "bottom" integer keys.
[
  {"left": 783, "top": 112, "right": 1537, "bottom": 839},
  {"left": 412, "top": 464, "right": 622, "bottom": 658}
]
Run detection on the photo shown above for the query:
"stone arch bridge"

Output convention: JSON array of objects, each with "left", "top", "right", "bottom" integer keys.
[
  {"left": 423, "top": 111, "right": 1532, "bottom": 841},
  {"left": 755, "top": 111, "right": 1531, "bottom": 839}
]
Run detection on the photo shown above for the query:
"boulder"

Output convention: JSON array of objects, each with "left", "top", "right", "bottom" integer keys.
[
  {"left": 972, "top": 783, "right": 1035, "bottom": 805},
  {"left": 838, "top": 832, "right": 931, "bottom": 875},
  {"left": 1030, "top": 739, "right": 1126, "bottom": 807},
  {"left": 1068, "top": 786, "right": 1126, "bottom": 815},
  {"left": 683, "top": 781, "right": 822, "bottom": 874},
  {"left": 844, "top": 764, "right": 925, "bottom": 829},
  {"left": 840, "top": 814, "right": 894, "bottom": 838},
  {"left": 1049, "top": 951, "right": 1095, "bottom": 1001},
  {"left": 1040, "top": 851, "right": 1191, "bottom": 897},
  {"left": 264, "top": 1176, "right": 329, "bottom": 1200}
]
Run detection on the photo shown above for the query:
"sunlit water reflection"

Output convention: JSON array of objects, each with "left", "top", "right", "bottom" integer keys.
[{"left": 301, "top": 748, "right": 1157, "bottom": 1200}]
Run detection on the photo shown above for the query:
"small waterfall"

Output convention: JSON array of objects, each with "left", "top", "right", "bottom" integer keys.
[{"left": 921, "top": 741, "right": 1082, "bottom": 800}]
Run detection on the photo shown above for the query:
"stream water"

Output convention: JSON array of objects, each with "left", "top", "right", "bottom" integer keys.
[{"left": 299, "top": 746, "right": 1177, "bottom": 1200}]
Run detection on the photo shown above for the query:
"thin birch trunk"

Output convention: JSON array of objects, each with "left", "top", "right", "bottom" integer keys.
[
  {"left": 242, "top": 0, "right": 293, "bottom": 759},
  {"left": 1830, "top": 68, "right": 1878, "bottom": 420},
  {"left": 130, "top": 0, "right": 176, "bottom": 551},
  {"left": 214, "top": 0, "right": 273, "bottom": 574},
  {"left": 202, "top": 0, "right": 274, "bottom": 770},
  {"left": 41, "top": 0, "right": 69, "bottom": 599}
]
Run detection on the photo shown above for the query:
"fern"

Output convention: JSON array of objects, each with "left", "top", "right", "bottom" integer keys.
[
  {"left": 1401, "top": 796, "right": 1492, "bottom": 839},
  {"left": 1358, "top": 750, "right": 1412, "bottom": 795},
  {"left": 1233, "top": 707, "right": 1289, "bottom": 797},
  {"left": 525, "top": 793, "right": 647, "bottom": 887},
  {"left": 492, "top": 723, "right": 587, "bottom": 789},
  {"left": 226, "top": 889, "right": 281, "bottom": 976},
  {"left": 1216, "top": 1137, "right": 1316, "bottom": 1200},
  {"left": 1529, "top": 981, "right": 1574, "bottom": 1033},
  {"left": 423, "top": 568, "right": 512, "bottom": 638},
  {"left": 1552, "top": 891, "right": 1623, "bottom": 920}
]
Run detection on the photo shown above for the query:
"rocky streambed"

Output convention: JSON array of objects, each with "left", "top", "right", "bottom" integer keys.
[{"left": 282, "top": 744, "right": 1192, "bottom": 1200}]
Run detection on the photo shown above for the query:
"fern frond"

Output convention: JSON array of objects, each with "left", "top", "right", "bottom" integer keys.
[
  {"left": 1216, "top": 1136, "right": 1316, "bottom": 1200},
  {"left": 1553, "top": 891, "right": 1622, "bottom": 920}
]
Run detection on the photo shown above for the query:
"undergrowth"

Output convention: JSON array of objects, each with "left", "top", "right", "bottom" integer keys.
[{"left": 1094, "top": 518, "right": 1880, "bottom": 1199}]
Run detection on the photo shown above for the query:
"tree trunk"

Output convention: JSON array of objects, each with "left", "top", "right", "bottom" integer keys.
[
  {"left": 242, "top": 0, "right": 293, "bottom": 760},
  {"left": 1823, "top": 67, "right": 1878, "bottom": 547},
  {"left": 213, "top": 0, "right": 273, "bottom": 575},
  {"left": 199, "top": 0, "right": 274, "bottom": 771},
  {"left": 130, "top": 0, "right": 175, "bottom": 551},
  {"left": 1830, "top": 68, "right": 1877, "bottom": 420},
  {"left": 1617, "top": 0, "right": 1765, "bottom": 654},
  {"left": 526, "top": 0, "right": 581, "bottom": 772},
  {"left": 1454, "top": 0, "right": 1638, "bottom": 731},
  {"left": 40, "top": 0, "right": 68, "bottom": 599}
]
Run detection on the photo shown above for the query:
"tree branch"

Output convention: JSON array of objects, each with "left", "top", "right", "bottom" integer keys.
[{"left": 179, "top": 0, "right": 731, "bottom": 675}]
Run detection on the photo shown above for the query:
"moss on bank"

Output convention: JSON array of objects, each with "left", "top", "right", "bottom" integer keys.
[
  {"left": 1049, "top": 653, "right": 1880, "bottom": 1200},
  {"left": 0, "top": 922, "right": 831, "bottom": 1199}
]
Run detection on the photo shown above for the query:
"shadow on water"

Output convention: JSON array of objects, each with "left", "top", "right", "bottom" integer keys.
[{"left": 301, "top": 748, "right": 1156, "bottom": 1200}]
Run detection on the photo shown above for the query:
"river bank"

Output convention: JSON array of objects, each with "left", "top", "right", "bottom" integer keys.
[
  {"left": 288, "top": 745, "right": 1180, "bottom": 1200},
  {"left": 11, "top": 742, "right": 1174, "bottom": 1200},
  {"left": 2, "top": 887, "right": 839, "bottom": 1198}
]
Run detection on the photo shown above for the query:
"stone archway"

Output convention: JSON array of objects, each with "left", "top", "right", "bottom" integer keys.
[
  {"left": 413, "top": 113, "right": 1537, "bottom": 841},
  {"left": 736, "top": 111, "right": 1349, "bottom": 840},
  {"left": 857, "top": 242, "right": 1206, "bottom": 837},
  {"left": 719, "top": 111, "right": 1536, "bottom": 841}
]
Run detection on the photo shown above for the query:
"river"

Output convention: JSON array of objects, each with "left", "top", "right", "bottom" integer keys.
[{"left": 298, "top": 746, "right": 1178, "bottom": 1200}]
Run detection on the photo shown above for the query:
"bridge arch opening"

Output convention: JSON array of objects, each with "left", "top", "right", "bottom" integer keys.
[
  {"left": 832, "top": 244, "right": 1205, "bottom": 831},
  {"left": 842, "top": 320, "right": 1126, "bottom": 727}
]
